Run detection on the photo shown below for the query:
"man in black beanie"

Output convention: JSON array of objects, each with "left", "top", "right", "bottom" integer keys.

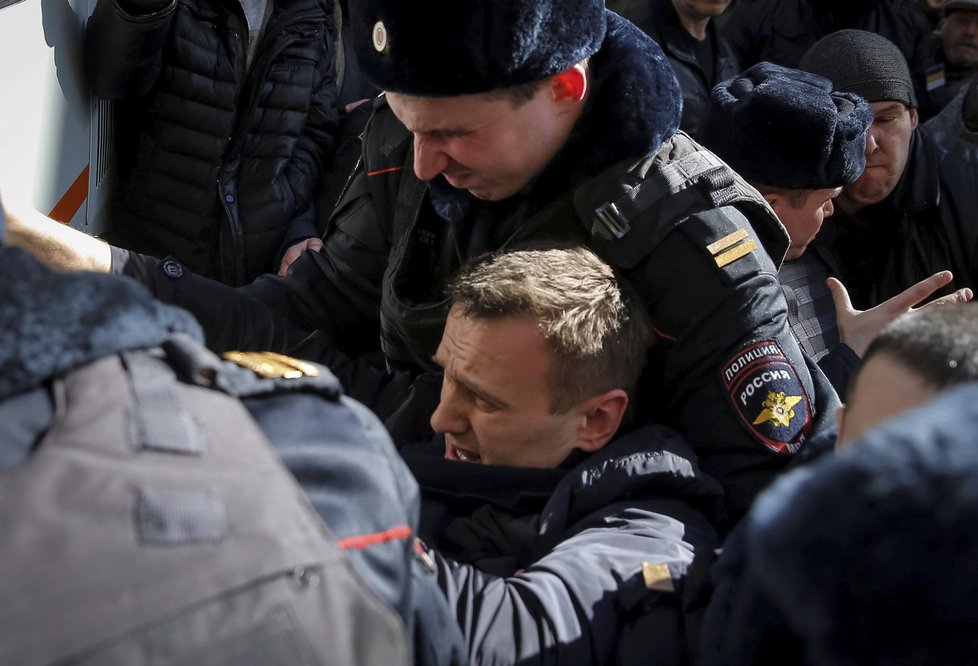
[
  {"left": 705, "top": 61, "right": 971, "bottom": 396},
  {"left": 9, "top": 0, "right": 840, "bottom": 552},
  {"left": 798, "top": 29, "right": 978, "bottom": 312}
]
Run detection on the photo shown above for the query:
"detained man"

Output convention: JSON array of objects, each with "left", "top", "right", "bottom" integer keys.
[{"left": 400, "top": 247, "right": 722, "bottom": 666}]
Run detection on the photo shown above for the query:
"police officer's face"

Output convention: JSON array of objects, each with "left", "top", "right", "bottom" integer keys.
[
  {"left": 770, "top": 187, "right": 841, "bottom": 261},
  {"left": 430, "top": 306, "right": 586, "bottom": 468},
  {"left": 386, "top": 83, "right": 579, "bottom": 201},
  {"left": 835, "top": 352, "right": 937, "bottom": 451},
  {"left": 944, "top": 9, "right": 978, "bottom": 68},
  {"left": 839, "top": 101, "right": 918, "bottom": 211}
]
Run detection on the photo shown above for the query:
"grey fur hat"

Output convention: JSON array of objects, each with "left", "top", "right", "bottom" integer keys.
[
  {"left": 799, "top": 29, "right": 917, "bottom": 108},
  {"left": 706, "top": 62, "right": 874, "bottom": 190},
  {"left": 349, "top": 0, "right": 608, "bottom": 96}
]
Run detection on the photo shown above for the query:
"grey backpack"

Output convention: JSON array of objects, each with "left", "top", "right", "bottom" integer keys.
[{"left": 0, "top": 334, "right": 410, "bottom": 666}]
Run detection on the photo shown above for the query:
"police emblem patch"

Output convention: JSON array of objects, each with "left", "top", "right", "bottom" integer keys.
[{"left": 721, "top": 340, "right": 811, "bottom": 455}]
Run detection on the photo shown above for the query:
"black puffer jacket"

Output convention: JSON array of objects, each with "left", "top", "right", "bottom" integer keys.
[
  {"left": 611, "top": 0, "right": 739, "bottom": 141},
  {"left": 720, "top": 0, "right": 938, "bottom": 114},
  {"left": 85, "top": 0, "right": 339, "bottom": 285}
]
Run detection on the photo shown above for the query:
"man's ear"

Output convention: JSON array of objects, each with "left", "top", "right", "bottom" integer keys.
[
  {"left": 576, "top": 389, "right": 628, "bottom": 454},
  {"left": 551, "top": 64, "right": 588, "bottom": 104},
  {"left": 909, "top": 106, "right": 919, "bottom": 130}
]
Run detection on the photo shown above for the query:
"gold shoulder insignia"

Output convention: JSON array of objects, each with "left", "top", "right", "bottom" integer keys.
[
  {"left": 642, "top": 562, "right": 675, "bottom": 593},
  {"left": 707, "top": 228, "right": 757, "bottom": 269},
  {"left": 222, "top": 351, "right": 320, "bottom": 379}
]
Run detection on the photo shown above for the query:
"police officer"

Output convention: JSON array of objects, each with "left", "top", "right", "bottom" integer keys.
[
  {"left": 0, "top": 193, "right": 465, "bottom": 665},
  {"left": 7, "top": 0, "right": 839, "bottom": 524}
]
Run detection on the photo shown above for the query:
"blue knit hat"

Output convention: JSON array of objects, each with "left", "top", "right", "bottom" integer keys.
[
  {"left": 706, "top": 62, "right": 874, "bottom": 190},
  {"left": 350, "top": 0, "right": 608, "bottom": 96}
]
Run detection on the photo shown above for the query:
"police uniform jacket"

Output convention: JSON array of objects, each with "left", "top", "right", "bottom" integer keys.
[
  {"left": 402, "top": 424, "right": 723, "bottom": 666},
  {"left": 85, "top": 0, "right": 340, "bottom": 285},
  {"left": 813, "top": 125, "right": 978, "bottom": 310},
  {"left": 115, "top": 11, "right": 840, "bottom": 524}
]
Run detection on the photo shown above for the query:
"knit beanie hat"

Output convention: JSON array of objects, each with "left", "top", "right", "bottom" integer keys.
[
  {"left": 349, "top": 0, "right": 607, "bottom": 96},
  {"left": 798, "top": 29, "right": 917, "bottom": 107},
  {"left": 705, "top": 62, "right": 874, "bottom": 189}
]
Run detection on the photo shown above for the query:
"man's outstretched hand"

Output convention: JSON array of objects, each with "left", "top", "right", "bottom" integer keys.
[{"left": 830, "top": 271, "right": 974, "bottom": 357}]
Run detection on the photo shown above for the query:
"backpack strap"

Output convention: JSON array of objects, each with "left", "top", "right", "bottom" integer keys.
[{"left": 123, "top": 349, "right": 204, "bottom": 455}]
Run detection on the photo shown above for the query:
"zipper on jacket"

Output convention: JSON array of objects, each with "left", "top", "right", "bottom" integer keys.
[{"left": 219, "top": 3, "right": 329, "bottom": 283}]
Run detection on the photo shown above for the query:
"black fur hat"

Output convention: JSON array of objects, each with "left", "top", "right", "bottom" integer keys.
[
  {"left": 350, "top": 0, "right": 608, "bottom": 96},
  {"left": 705, "top": 62, "right": 874, "bottom": 190}
]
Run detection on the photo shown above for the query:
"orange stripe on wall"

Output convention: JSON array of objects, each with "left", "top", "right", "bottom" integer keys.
[{"left": 48, "top": 165, "right": 89, "bottom": 224}]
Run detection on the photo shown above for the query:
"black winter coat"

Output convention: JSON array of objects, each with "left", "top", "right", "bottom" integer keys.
[
  {"left": 402, "top": 426, "right": 723, "bottom": 665},
  {"left": 813, "top": 125, "right": 978, "bottom": 310},
  {"left": 85, "top": 0, "right": 340, "bottom": 285},
  {"left": 610, "top": 0, "right": 739, "bottom": 141},
  {"left": 720, "top": 0, "right": 938, "bottom": 114}
]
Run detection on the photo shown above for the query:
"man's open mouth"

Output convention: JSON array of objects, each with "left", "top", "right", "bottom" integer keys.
[{"left": 449, "top": 444, "right": 481, "bottom": 463}]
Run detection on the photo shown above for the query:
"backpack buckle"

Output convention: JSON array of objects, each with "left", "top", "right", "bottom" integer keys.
[{"left": 592, "top": 201, "right": 631, "bottom": 240}]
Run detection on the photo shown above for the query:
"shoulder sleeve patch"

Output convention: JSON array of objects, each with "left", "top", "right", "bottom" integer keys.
[{"left": 720, "top": 340, "right": 812, "bottom": 455}]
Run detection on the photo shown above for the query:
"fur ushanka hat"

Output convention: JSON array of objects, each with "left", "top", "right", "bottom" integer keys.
[
  {"left": 350, "top": 0, "right": 608, "bottom": 96},
  {"left": 706, "top": 62, "right": 874, "bottom": 190}
]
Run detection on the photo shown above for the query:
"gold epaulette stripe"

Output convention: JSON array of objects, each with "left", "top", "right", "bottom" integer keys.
[
  {"left": 706, "top": 228, "right": 749, "bottom": 255},
  {"left": 714, "top": 240, "right": 758, "bottom": 268},
  {"left": 706, "top": 228, "right": 757, "bottom": 268},
  {"left": 222, "top": 351, "right": 320, "bottom": 379}
]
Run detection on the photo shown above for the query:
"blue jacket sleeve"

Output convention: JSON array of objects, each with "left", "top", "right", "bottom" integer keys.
[{"left": 430, "top": 502, "right": 716, "bottom": 665}]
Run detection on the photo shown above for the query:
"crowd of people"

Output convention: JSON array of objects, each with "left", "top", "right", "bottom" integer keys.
[{"left": 4, "top": 0, "right": 978, "bottom": 663}]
